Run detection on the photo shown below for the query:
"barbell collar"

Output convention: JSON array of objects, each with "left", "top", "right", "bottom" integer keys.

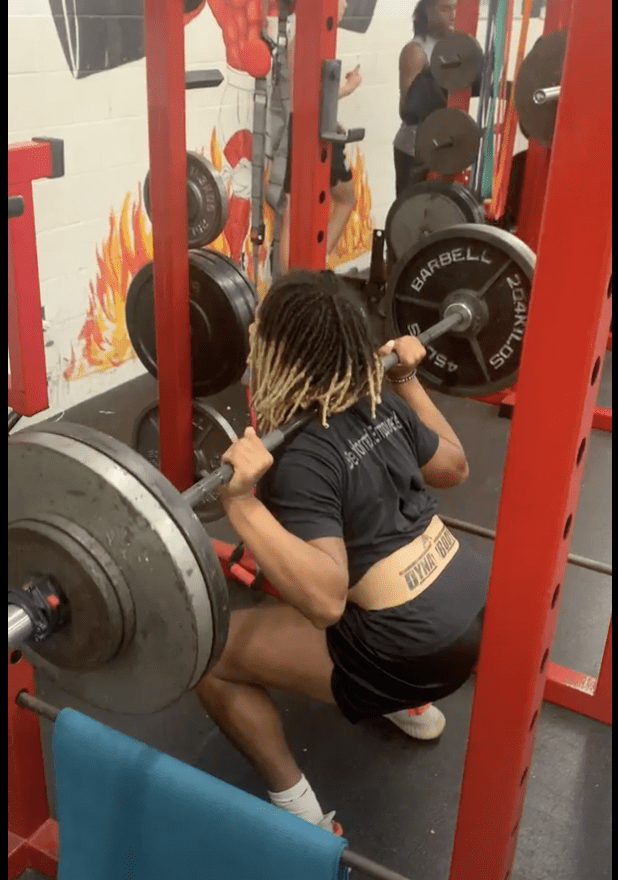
[
  {"left": 8, "top": 605, "right": 34, "bottom": 651},
  {"left": 442, "top": 302, "right": 474, "bottom": 333},
  {"left": 533, "top": 85, "right": 561, "bottom": 104}
]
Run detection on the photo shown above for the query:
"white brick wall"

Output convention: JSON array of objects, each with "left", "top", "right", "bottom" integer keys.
[{"left": 9, "top": 1, "right": 546, "bottom": 426}]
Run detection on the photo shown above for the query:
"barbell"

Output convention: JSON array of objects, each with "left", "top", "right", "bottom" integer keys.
[{"left": 9, "top": 223, "right": 537, "bottom": 715}]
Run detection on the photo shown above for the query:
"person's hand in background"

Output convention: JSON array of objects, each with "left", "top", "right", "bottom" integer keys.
[{"left": 339, "top": 64, "right": 362, "bottom": 99}]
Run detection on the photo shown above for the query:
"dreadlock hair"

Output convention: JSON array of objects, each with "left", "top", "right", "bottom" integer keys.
[
  {"left": 413, "top": 0, "right": 437, "bottom": 37},
  {"left": 248, "top": 269, "right": 383, "bottom": 433}
]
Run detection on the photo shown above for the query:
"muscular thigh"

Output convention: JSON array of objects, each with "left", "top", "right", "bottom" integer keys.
[{"left": 212, "top": 603, "right": 337, "bottom": 706}]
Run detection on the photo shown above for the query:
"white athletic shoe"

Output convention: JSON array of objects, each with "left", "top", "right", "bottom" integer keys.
[{"left": 384, "top": 704, "right": 446, "bottom": 740}]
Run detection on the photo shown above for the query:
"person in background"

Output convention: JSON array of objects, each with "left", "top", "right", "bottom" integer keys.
[
  {"left": 393, "top": 0, "right": 457, "bottom": 197},
  {"left": 279, "top": 0, "right": 362, "bottom": 273}
]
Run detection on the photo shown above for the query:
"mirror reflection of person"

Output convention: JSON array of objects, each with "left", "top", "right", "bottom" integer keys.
[{"left": 393, "top": 0, "right": 457, "bottom": 197}]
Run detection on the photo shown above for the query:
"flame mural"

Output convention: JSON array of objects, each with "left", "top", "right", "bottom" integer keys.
[
  {"left": 64, "top": 130, "right": 373, "bottom": 380},
  {"left": 63, "top": 191, "right": 151, "bottom": 380},
  {"left": 327, "top": 144, "right": 374, "bottom": 270}
]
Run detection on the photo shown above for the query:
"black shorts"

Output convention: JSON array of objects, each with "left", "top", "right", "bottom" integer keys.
[
  {"left": 326, "top": 539, "right": 489, "bottom": 724},
  {"left": 283, "top": 116, "right": 354, "bottom": 194}
]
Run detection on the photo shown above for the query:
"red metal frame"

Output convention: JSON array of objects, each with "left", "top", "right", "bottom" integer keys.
[
  {"left": 8, "top": 141, "right": 53, "bottom": 417},
  {"left": 143, "top": 0, "right": 194, "bottom": 493},
  {"left": 448, "top": 0, "right": 612, "bottom": 876},
  {"left": 544, "top": 618, "right": 612, "bottom": 725},
  {"left": 288, "top": 0, "right": 339, "bottom": 269},
  {"left": 499, "top": 391, "right": 612, "bottom": 433},
  {"left": 8, "top": 654, "right": 58, "bottom": 879}
]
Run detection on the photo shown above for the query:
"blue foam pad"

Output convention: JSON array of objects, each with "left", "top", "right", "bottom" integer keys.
[{"left": 53, "top": 708, "right": 348, "bottom": 880}]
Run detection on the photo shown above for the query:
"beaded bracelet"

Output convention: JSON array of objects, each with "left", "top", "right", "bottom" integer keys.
[{"left": 387, "top": 369, "right": 417, "bottom": 385}]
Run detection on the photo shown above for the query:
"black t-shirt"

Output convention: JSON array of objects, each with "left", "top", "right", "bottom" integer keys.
[
  {"left": 260, "top": 389, "right": 440, "bottom": 586},
  {"left": 260, "top": 389, "right": 489, "bottom": 687}
]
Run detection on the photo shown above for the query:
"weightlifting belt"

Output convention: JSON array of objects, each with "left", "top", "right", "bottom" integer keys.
[{"left": 347, "top": 516, "right": 459, "bottom": 611}]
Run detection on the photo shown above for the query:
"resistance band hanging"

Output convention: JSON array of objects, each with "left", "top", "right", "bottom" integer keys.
[
  {"left": 488, "top": 0, "right": 534, "bottom": 220},
  {"left": 265, "top": 1, "right": 293, "bottom": 280},
  {"left": 471, "top": 0, "right": 498, "bottom": 193},
  {"left": 480, "top": 0, "right": 510, "bottom": 199}
]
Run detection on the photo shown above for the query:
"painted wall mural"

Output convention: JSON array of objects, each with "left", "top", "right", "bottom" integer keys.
[
  {"left": 62, "top": 132, "right": 373, "bottom": 381},
  {"left": 52, "top": 0, "right": 375, "bottom": 382}
]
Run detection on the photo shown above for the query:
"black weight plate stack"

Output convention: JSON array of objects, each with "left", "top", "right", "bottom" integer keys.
[
  {"left": 388, "top": 224, "right": 536, "bottom": 397},
  {"left": 385, "top": 180, "right": 485, "bottom": 262},
  {"left": 126, "top": 249, "right": 256, "bottom": 398}
]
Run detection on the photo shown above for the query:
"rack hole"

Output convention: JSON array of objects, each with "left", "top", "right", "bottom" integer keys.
[
  {"left": 317, "top": 230, "right": 324, "bottom": 244},
  {"left": 326, "top": 16, "right": 334, "bottom": 30},
  {"left": 576, "top": 437, "right": 586, "bottom": 466},
  {"left": 529, "top": 710, "right": 539, "bottom": 731},
  {"left": 10, "top": 650, "right": 22, "bottom": 665},
  {"left": 520, "top": 767, "right": 529, "bottom": 787},
  {"left": 563, "top": 514, "right": 573, "bottom": 539},
  {"left": 551, "top": 584, "right": 561, "bottom": 609},
  {"left": 540, "top": 648, "right": 550, "bottom": 672},
  {"left": 590, "top": 356, "right": 601, "bottom": 386},
  {"left": 320, "top": 148, "right": 328, "bottom": 163},
  {"left": 318, "top": 191, "right": 326, "bottom": 203}
]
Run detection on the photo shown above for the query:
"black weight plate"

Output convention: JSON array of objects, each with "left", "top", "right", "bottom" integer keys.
[
  {"left": 385, "top": 180, "right": 484, "bottom": 262},
  {"left": 126, "top": 250, "right": 256, "bottom": 397},
  {"left": 514, "top": 30, "right": 566, "bottom": 147},
  {"left": 416, "top": 108, "right": 482, "bottom": 175},
  {"left": 387, "top": 224, "right": 536, "bottom": 397},
  {"left": 144, "top": 151, "right": 228, "bottom": 248},
  {"left": 132, "top": 399, "right": 237, "bottom": 524},
  {"left": 190, "top": 248, "right": 257, "bottom": 350},
  {"left": 430, "top": 31, "right": 484, "bottom": 92}
]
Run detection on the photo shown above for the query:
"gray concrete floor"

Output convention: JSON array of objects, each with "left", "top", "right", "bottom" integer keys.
[{"left": 18, "top": 351, "right": 612, "bottom": 880}]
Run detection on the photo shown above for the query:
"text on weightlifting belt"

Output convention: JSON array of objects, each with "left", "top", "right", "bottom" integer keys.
[{"left": 347, "top": 516, "right": 459, "bottom": 611}]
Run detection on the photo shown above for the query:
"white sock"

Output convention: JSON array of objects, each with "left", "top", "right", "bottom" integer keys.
[{"left": 268, "top": 774, "right": 324, "bottom": 825}]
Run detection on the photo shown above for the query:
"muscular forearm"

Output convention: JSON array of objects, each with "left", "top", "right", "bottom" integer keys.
[
  {"left": 389, "top": 377, "right": 465, "bottom": 450},
  {"left": 222, "top": 495, "right": 345, "bottom": 628}
]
